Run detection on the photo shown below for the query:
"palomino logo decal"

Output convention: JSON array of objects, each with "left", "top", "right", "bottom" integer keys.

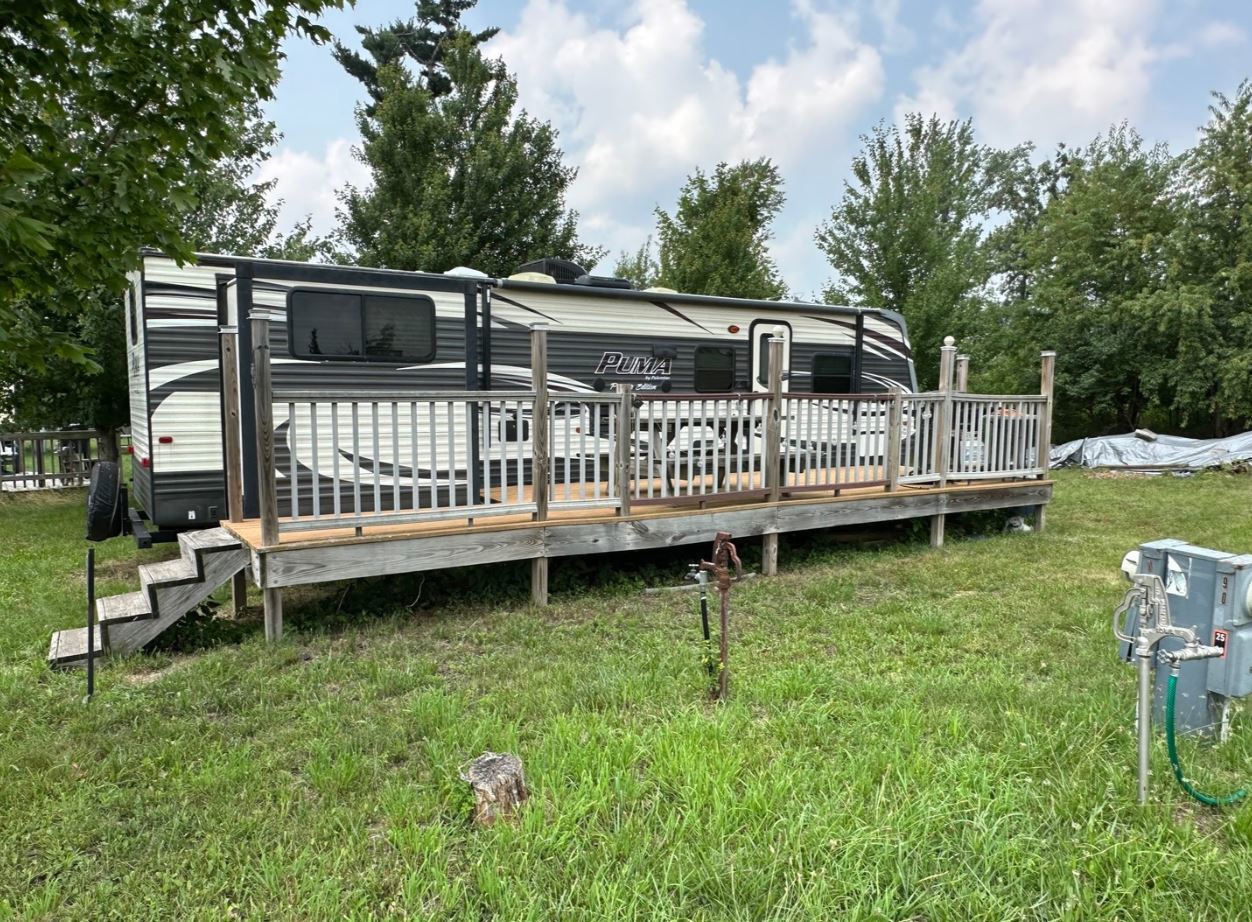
[{"left": 594, "top": 351, "right": 673, "bottom": 378}]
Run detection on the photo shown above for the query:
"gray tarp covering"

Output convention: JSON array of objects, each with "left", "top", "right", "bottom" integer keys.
[{"left": 1050, "top": 431, "right": 1252, "bottom": 470}]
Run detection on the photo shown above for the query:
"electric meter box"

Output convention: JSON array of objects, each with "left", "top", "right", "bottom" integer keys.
[{"left": 1132, "top": 539, "right": 1252, "bottom": 737}]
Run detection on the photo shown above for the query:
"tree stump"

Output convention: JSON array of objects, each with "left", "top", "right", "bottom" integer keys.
[{"left": 459, "top": 751, "right": 528, "bottom": 826}]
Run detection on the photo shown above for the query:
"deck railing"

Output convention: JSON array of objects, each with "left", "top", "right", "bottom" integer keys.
[
  {"left": 1, "top": 429, "right": 111, "bottom": 491},
  {"left": 238, "top": 322, "right": 1055, "bottom": 545}
]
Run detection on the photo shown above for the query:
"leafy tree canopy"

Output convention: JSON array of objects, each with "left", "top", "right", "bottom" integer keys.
[
  {"left": 653, "top": 159, "right": 788, "bottom": 300},
  {"left": 333, "top": 0, "right": 498, "bottom": 107},
  {"left": 341, "top": 34, "right": 598, "bottom": 276},
  {"left": 0, "top": 0, "right": 342, "bottom": 368},
  {"left": 818, "top": 114, "right": 1030, "bottom": 386}
]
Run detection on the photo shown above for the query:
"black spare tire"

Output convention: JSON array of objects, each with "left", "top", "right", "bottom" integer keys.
[{"left": 85, "top": 461, "right": 123, "bottom": 542}]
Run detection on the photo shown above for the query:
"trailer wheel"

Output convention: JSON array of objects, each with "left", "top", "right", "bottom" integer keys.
[{"left": 85, "top": 461, "right": 123, "bottom": 542}]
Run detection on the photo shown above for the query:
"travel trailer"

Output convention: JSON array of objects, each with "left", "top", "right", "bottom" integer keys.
[{"left": 123, "top": 251, "right": 917, "bottom": 540}]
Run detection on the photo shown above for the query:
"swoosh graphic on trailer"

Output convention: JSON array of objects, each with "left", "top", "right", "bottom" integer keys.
[
  {"left": 492, "top": 293, "right": 561, "bottom": 323},
  {"left": 804, "top": 314, "right": 912, "bottom": 358},
  {"left": 147, "top": 357, "right": 304, "bottom": 391},
  {"left": 652, "top": 300, "right": 715, "bottom": 335}
]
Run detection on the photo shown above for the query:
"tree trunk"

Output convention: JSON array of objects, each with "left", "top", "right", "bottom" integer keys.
[
  {"left": 459, "top": 752, "right": 528, "bottom": 826},
  {"left": 98, "top": 427, "right": 121, "bottom": 463}
]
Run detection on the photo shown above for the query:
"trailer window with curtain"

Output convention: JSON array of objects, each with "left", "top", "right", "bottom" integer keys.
[{"left": 288, "top": 289, "right": 437, "bottom": 362}]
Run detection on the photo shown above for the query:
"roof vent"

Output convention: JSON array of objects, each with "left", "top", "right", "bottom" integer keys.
[{"left": 574, "top": 274, "right": 634, "bottom": 290}]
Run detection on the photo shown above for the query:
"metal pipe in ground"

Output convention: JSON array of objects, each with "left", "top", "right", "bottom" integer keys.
[
  {"left": 1137, "top": 649, "right": 1152, "bottom": 805},
  {"left": 85, "top": 548, "right": 95, "bottom": 702},
  {"left": 698, "top": 532, "right": 742, "bottom": 702}
]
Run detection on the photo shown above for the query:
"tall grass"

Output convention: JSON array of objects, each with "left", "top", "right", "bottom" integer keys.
[{"left": 1, "top": 471, "right": 1251, "bottom": 919}]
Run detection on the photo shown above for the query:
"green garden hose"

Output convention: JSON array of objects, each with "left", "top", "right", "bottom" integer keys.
[{"left": 1165, "top": 669, "right": 1248, "bottom": 807}]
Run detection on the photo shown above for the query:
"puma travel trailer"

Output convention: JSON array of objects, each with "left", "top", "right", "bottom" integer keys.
[{"left": 122, "top": 251, "right": 917, "bottom": 541}]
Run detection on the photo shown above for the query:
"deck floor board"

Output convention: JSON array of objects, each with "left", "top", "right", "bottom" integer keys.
[{"left": 224, "top": 469, "right": 1046, "bottom": 552}]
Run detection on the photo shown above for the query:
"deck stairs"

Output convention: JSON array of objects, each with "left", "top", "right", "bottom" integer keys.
[{"left": 48, "top": 527, "right": 249, "bottom": 667}]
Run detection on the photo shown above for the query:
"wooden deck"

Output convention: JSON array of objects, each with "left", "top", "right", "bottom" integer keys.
[{"left": 223, "top": 477, "right": 1053, "bottom": 590}]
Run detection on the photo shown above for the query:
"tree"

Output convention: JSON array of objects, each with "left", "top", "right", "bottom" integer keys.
[
  {"left": 817, "top": 114, "right": 1029, "bottom": 386},
  {"left": 341, "top": 36, "right": 598, "bottom": 276},
  {"left": 1016, "top": 127, "right": 1179, "bottom": 436},
  {"left": 653, "top": 159, "right": 788, "bottom": 299},
  {"left": 334, "top": 0, "right": 499, "bottom": 108},
  {"left": 0, "top": 102, "right": 326, "bottom": 447},
  {"left": 0, "top": 0, "right": 341, "bottom": 368},
  {"left": 612, "top": 236, "right": 660, "bottom": 289},
  {"left": 178, "top": 107, "right": 283, "bottom": 257},
  {"left": 1151, "top": 81, "right": 1252, "bottom": 435}
]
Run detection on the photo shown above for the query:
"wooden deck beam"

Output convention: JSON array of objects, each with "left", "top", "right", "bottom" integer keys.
[{"left": 241, "top": 481, "right": 1052, "bottom": 590}]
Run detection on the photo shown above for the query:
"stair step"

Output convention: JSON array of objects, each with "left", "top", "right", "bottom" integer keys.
[
  {"left": 139, "top": 557, "right": 198, "bottom": 590},
  {"left": 49, "top": 542, "right": 250, "bottom": 669},
  {"left": 178, "top": 527, "right": 243, "bottom": 555},
  {"left": 96, "top": 591, "right": 152, "bottom": 626},
  {"left": 48, "top": 627, "right": 107, "bottom": 666}
]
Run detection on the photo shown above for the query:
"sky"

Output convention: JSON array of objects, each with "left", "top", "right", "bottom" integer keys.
[{"left": 261, "top": 0, "right": 1252, "bottom": 296}]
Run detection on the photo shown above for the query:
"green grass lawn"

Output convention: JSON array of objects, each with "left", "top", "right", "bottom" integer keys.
[{"left": 3, "top": 471, "right": 1252, "bottom": 920}]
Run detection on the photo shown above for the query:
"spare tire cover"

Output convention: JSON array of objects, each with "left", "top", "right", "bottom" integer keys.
[{"left": 85, "top": 461, "right": 122, "bottom": 542}]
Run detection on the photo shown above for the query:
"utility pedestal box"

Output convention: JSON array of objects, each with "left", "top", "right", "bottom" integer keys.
[{"left": 1128, "top": 539, "right": 1252, "bottom": 739}]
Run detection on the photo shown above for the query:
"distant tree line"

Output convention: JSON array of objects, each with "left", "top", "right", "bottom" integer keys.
[{"left": 2, "top": 0, "right": 1250, "bottom": 443}]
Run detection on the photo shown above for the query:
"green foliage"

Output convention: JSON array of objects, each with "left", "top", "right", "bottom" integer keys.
[
  {"left": 654, "top": 159, "right": 788, "bottom": 299},
  {"left": 0, "top": 0, "right": 342, "bottom": 367},
  {"left": 333, "top": 0, "right": 499, "bottom": 107},
  {"left": 342, "top": 35, "right": 598, "bottom": 276},
  {"left": 818, "top": 115, "right": 1030, "bottom": 387},
  {"left": 1153, "top": 81, "right": 1252, "bottom": 434},
  {"left": 0, "top": 295, "right": 128, "bottom": 436},
  {"left": 178, "top": 106, "right": 284, "bottom": 257},
  {"left": 0, "top": 103, "right": 321, "bottom": 434},
  {"left": 1015, "top": 127, "right": 1179, "bottom": 436},
  {"left": 612, "top": 235, "right": 660, "bottom": 289}
]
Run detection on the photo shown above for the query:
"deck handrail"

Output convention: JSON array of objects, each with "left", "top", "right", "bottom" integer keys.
[{"left": 242, "top": 324, "right": 1056, "bottom": 546}]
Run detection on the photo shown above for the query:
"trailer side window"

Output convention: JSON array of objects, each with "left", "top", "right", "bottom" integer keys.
[
  {"left": 694, "top": 346, "right": 735, "bottom": 392},
  {"left": 364, "top": 294, "right": 435, "bottom": 360},
  {"left": 289, "top": 289, "right": 437, "bottom": 362},
  {"left": 811, "top": 351, "right": 854, "bottom": 393}
]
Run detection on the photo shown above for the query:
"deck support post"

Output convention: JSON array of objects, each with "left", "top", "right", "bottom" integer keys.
[
  {"left": 251, "top": 319, "right": 282, "bottom": 640},
  {"left": 931, "top": 337, "right": 957, "bottom": 548},
  {"left": 263, "top": 587, "right": 283, "bottom": 642},
  {"left": 885, "top": 387, "right": 903, "bottom": 492},
  {"left": 616, "top": 383, "right": 633, "bottom": 517},
  {"left": 762, "top": 335, "right": 785, "bottom": 576},
  {"left": 1035, "top": 350, "right": 1056, "bottom": 532},
  {"left": 955, "top": 354, "right": 969, "bottom": 394},
  {"left": 530, "top": 325, "right": 550, "bottom": 606},
  {"left": 231, "top": 571, "right": 247, "bottom": 617}
]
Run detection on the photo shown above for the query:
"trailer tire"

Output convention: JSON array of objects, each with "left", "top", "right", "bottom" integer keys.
[{"left": 85, "top": 461, "right": 123, "bottom": 542}]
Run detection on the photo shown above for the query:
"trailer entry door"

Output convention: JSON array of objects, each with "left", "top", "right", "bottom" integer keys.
[{"left": 750, "top": 320, "right": 791, "bottom": 393}]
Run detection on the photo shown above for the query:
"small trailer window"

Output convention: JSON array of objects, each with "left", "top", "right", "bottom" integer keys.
[
  {"left": 289, "top": 289, "right": 436, "bottom": 362},
  {"left": 694, "top": 346, "right": 735, "bottom": 392},
  {"left": 811, "top": 352, "right": 854, "bottom": 393}
]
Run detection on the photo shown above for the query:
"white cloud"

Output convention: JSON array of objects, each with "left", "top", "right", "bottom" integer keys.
[
  {"left": 256, "top": 138, "right": 370, "bottom": 236},
  {"left": 896, "top": 0, "right": 1166, "bottom": 147},
  {"left": 488, "top": 0, "right": 885, "bottom": 281},
  {"left": 1195, "top": 20, "right": 1246, "bottom": 48}
]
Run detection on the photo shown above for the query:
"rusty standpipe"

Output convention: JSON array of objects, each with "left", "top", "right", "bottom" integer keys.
[{"left": 698, "top": 531, "right": 742, "bottom": 701}]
